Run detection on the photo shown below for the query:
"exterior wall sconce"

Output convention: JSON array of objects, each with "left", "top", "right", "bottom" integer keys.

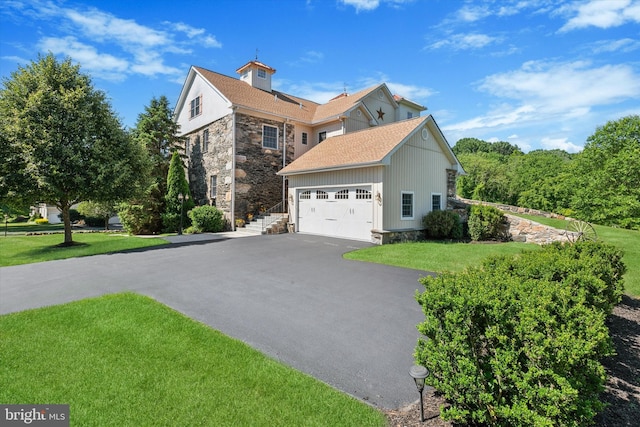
[
  {"left": 375, "top": 192, "right": 382, "bottom": 206},
  {"left": 409, "top": 365, "right": 430, "bottom": 422}
]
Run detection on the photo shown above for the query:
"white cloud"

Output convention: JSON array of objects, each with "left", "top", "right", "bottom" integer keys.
[
  {"left": 4, "top": 1, "right": 220, "bottom": 81},
  {"left": 288, "top": 50, "right": 325, "bottom": 67},
  {"left": 559, "top": 0, "right": 640, "bottom": 31},
  {"left": 540, "top": 137, "right": 582, "bottom": 153},
  {"left": 340, "top": 0, "right": 380, "bottom": 12},
  {"left": 478, "top": 60, "right": 640, "bottom": 112},
  {"left": 169, "top": 22, "right": 222, "bottom": 48},
  {"left": 39, "top": 36, "right": 129, "bottom": 81},
  {"left": 428, "top": 33, "right": 500, "bottom": 50},
  {"left": 457, "top": 5, "right": 491, "bottom": 22},
  {"left": 339, "top": 0, "right": 414, "bottom": 12},
  {"left": 591, "top": 38, "right": 640, "bottom": 53}
]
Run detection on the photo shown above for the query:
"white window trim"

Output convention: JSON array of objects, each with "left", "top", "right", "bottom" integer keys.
[
  {"left": 401, "top": 191, "right": 414, "bottom": 220},
  {"left": 257, "top": 68, "right": 267, "bottom": 79},
  {"left": 301, "top": 132, "right": 308, "bottom": 145},
  {"left": 431, "top": 193, "right": 442, "bottom": 211},
  {"left": 262, "top": 124, "right": 279, "bottom": 149}
]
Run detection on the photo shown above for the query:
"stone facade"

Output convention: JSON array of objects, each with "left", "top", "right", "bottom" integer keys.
[
  {"left": 234, "top": 113, "right": 294, "bottom": 219},
  {"left": 371, "top": 229, "right": 424, "bottom": 245},
  {"left": 186, "top": 115, "right": 233, "bottom": 215},
  {"left": 454, "top": 197, "right": 571, "bottom": 245},
  {"left": 185, "top": 113, "right": 294, "bottom": 226}
]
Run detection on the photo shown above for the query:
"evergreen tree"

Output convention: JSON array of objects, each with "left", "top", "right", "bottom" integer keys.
[
  {"left": 163, "top": 151, "right": 194, "bottom": 232},
  {"left": 128, "top": 96, "right": 183, "bottom": 233}
]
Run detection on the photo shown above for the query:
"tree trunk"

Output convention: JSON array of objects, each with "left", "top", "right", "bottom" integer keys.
[{"left": 61, "top": 203, "right": 73, "bottom": 245}]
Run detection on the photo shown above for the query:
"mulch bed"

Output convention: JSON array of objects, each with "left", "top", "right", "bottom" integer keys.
[{"left": 385, "top": 295, "right": 640, "bottom": 427}]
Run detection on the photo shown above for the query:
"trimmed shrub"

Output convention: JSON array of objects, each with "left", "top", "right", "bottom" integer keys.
[
  {"left": 415, "top": 241, "right": 625, "bottom": 426},
  {"left": 84, "top": 216, "right": 104, "bottom": 227},
  {"left": 34, "top": 218, "right": 49, "bottom": 224},
  {"left": 422, "top": 210, "right": 463, "bottom": 240},
  {"left": 118, "top": 203, "right": 154, "bottom": 235},
  {"left": 59, "top": 209, "right": 84, "bottom": 223},
  {"left": 188, "top": 205, "right": 224, "bottom": 233},
  {"left": 161, "top": 212, "right": 181, "bottom": 233},
  {"left": 468, "top": 204, "right": 506, "bottom": 241}
]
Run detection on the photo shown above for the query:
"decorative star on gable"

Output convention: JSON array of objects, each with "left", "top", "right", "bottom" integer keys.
[{"left": 377, "top": 108, "right": 385, "bottom": 120}]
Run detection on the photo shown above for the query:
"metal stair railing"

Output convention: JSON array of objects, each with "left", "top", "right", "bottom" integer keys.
[{"left": 259, "top": 201, "right": 287, "bottom": 232}]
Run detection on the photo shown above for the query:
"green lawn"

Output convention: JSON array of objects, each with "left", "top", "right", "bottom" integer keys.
[
  {"left": 344, "top": 241, "right": 537, "bottom": 273},
  {"left": 345, "top": 216, "right": 640, "bottom": 298},
  {"left": 0, "top": 232, "right": 168, "bottom": 266},
  {"left": 0, "top": 293, "right": 385, "bottom": 427}
]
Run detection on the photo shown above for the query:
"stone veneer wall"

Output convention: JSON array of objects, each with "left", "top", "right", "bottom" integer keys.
[
  {"left": 455, "top": 197, "right": 571, "bottom": 244},
  {"left": 186, "top": 113, "right": 295, "bottom": 226},
  {"left": 187, "top": 114, "right": 233, "bottom": 217},
  {"left": 233, "top": 113, "right": 294, "bottom": 219}
]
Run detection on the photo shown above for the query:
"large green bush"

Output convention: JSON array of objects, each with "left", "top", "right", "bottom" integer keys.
[
  {"left": 415, "top": 241, "right": 625, "bottom": 426},
  {"left": 468, "top": 205, "right": 506, "bottom": 241},
  {"left": 118, "top": 203, "right": 154, "bottom": 235},
  {"left": 422, "top": 210, "right": 463, "bottom": 240},
  {"left": 188, "top": 205, "right": 224, "bottom": 233}
]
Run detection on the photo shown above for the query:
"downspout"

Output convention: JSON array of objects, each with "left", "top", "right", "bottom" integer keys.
[
  {"left": 231, "top": 106, "right": 237, "bottom": 229},
  {"left": 282, "top": 118, "right": 288, "bottom": 209}
]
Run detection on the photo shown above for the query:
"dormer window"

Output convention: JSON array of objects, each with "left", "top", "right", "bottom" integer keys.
[{"left": 257, "top": 69, "right": 266, "bottom": 79}]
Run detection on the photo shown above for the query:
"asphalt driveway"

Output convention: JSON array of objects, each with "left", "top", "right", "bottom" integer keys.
[{"left": 0, "top": 233, "right": 432, "bottom": 409}]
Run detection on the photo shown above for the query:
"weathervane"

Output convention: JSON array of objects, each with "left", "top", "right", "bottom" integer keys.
[{"left": 255, "top": 48, "right": 259, "bottom": 61}]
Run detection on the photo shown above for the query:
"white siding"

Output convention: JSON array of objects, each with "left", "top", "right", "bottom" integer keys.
[
  {"left": 293, "top": 124, "right": 314, "bottom": 159},
  {"left": 177, "top": 75, "right": 232, "bottom": 136},
  {"left": 345, "top": 107, "right": 371, "bottom": 133},
  {"left": 361, "top": 89, "right": 397, "bottom": 125},
  {"left": 287, "top": 167, "right": 384, "bottom": 233},
  {"left": 383, "top": 126, "right": 452, "bottom": 230}
]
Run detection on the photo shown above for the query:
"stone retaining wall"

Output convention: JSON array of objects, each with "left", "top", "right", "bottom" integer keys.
[{"left": 455, "top": 197, "right": 570, "bottom": 245}]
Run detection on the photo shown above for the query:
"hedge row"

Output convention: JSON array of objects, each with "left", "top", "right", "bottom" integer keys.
[{"left": 415, "top": 241, "right": 625, "bottom": 426}]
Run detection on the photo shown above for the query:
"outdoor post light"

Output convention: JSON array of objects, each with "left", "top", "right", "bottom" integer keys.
[
  {"left": 409, "top": 365, "right": 430, "bottom": 422},
  {"left": 178, "top": 193, "right": 189, "bottom": 235}
]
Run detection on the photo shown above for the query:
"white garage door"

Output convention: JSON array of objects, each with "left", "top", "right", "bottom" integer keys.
[{"left": 297, "top": 187, "right": 373, "bottom": 241}]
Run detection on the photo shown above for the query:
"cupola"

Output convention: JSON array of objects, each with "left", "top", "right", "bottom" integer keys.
[{"left": 236, "top": 60, "right": 276, "bottom": 92}]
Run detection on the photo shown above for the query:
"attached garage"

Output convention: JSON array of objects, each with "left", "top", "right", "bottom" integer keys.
[
  {"left": 297, "top": 187, "right": 373, "bottom": 241},
  {"left": 278, "top": 116, "right": 464, "bottom": 244}
]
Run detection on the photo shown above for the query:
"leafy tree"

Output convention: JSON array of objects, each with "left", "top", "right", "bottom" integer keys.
[
  {"left": 77, "top": 201, "right": 118, "bottom": 230},
  {"left": 508, "top": 149, "right": 574, "bottom": 212},
  {"left": 129, "top": 96, "right": 183, "bottom": 233},
  {"left": 0, "top": 54, "right": 149, "bottom": 244},
  {"left": 453, "top": 137, "right": 522, "bottom": 156},
  {"left": 570, "top": 115, "right": 640, "bottom": 229},
  {"left": 456, "top": 152, "right": 512, "bottom": 203},
  {"left": 163, "top": 151, "right": 194, "bottom": 232}
]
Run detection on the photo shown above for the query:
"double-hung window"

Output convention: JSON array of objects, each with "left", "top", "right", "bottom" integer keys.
[
  {"left": 302, "top": 132, "right": 308, "bottom": 145},
  {"left": 190, "top": 96, "right": 201, "bottom": 118},
  {"left": 210, "top": 175, "right": 217, "bottom": 201},
  {"left": 262, "top": 125, "right": 278, "bottom": 149},
  {"left": 401, "top": 191, "right": 414, "bottom": 220},
  {"left": 203, "top": 129, "right": 209, "bottom": 152},
  {"left": 431, "top": 193, "right": 442, "bottom": 211}
]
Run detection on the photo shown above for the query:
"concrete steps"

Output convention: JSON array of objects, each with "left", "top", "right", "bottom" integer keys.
[{"left": 238, "top": 214, "right": 289, "bottom": 235}]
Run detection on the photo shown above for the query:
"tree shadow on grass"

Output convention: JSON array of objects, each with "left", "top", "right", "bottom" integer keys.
[{"left": 595, "top": 295, "right": 640, "bottom": 427}]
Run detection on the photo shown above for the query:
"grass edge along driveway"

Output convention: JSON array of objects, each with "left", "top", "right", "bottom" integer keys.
[{"left": 0, "top": 293, "right": 385, "bottom": 427}]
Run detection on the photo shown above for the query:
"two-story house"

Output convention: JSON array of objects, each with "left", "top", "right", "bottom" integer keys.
[{"left": 174, "top": 60, "right": 463, "bottom": 243}]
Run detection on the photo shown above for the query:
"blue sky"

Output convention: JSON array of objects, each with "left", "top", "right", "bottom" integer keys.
[{"left": 1, "top": 0, "right": 639, "bottom": 153}]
